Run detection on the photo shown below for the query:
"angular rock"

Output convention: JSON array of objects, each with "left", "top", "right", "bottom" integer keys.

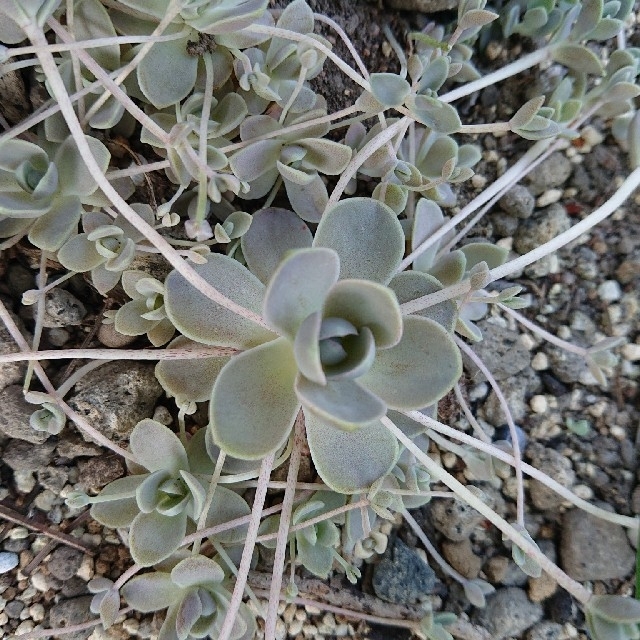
[
  {"left": 514, "top": 204, "right": 571, "bottom": 255},
  {"left": 68, "top": 361, "right": 162, "bottom": 443},
  {"left": 473, "top": 587, "right": 543, "bottom": 640},
  {"left": 499, "top": 185, "right": 535, "bottom": 219},
  {"left": 430, "top": 487, "right": 488, "bottom": 541},
  {"left": 469, "top": 322, "right": 532, "bottom": 381},
  {"left": 526, "top": 443, "right": 576, "bottom": 511},
  {"left": 49, "top": 596, "right": 94, "bottom": 640},
  {"left": 3, "top": 438, "right": 56, "bottom": 472},
  {"left": 47, "top": 547, "right": 84, "bottom": 581},
  {"left": 40, "top": 288, "right": 87, "bottom": 328},
  {"left": 560, "top": 508, "right": 635, "bottom": 581},
  {"left": 525, "top": 152, "right": 573, "bottom": 195},
  {"left": 0, "top": 385, "right": 49, "bottom": 444},
  {"left": 372, "top": 538, "right": 436, "bottom": 604}
]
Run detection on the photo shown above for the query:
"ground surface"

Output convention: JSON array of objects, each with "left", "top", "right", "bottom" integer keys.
[{"left": 0, "top": 2, "right": 639, "bottom": 640}]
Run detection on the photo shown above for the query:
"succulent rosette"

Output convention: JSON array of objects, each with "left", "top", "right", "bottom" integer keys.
[
  {"left": 163, "top": 198, "right": 462, "bottom": 493},
  {"left": 122, "top": 555, "right": 256, "bottom": 640}
]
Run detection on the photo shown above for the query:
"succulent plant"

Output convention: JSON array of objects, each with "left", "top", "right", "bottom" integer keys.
[
  {"left": 122, "top": 554, "right": 256, "bottom": 640},
  {"left": 0, "top": 135, "right": 110, "bottom": 251},
  {"left": 162, "top": 198, "right": 461, "bottom": 493},
  {"left": 585, "top": 594, "right": 640, "bottom": 640},
  {"left": 74, "top": 419, "right": 250, "bottom": 566}
]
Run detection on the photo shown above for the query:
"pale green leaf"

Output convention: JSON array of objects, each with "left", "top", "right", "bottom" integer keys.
[
  {"left": 129, "top": 510, "right": 187, "bottom": 566},
  {"left": 122, "top": 572, "right": 178, "bottom": 613},
  {"left": 369, "top": 73, "right": 411, "bottom": 108}
]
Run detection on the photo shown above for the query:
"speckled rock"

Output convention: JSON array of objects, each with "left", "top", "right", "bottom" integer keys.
[
  {"left": 525, "top": 152, "right": 573, "bottom": 195},
  {"left": 372, "top": 538, "right": 436, "bottom": 604},
  {"left": 468, "top": 322, "right": 532, "bottom": 381},
  {"left": 526, "top": 443, "right": 576, "bottom": 510},
  {"left": 39, "top": 288, "right": 87, "bottom": 328},
  {"left": 545, "top": 345, "right": 588, "bottom": 384},
  {"left": 483, "top": 366, "right": 541, "bottom": 425},
  {"left": 560, "top": 508, "right": 635, "bottom": 581},
  {"left": 0, "top": 312, "right": 30, "bottom": 393},
  {"left": 382, "top": 0, "right": 457, "bottom": 11},
  {"left": 3, "top": 437, "right": 56, "bottom": 472},
  {"left": 78, "top": 455, "right": 125, "bottom": 491},
  {"left": 47, "top": 547, "right": 84, "bottom": 581},
  {"left": 513, "top": 204, "right": 571, "bottom": 255},
  {"left": 430, "top": 487, "right": 489, "bottom": 541},
  {"left": 49, "top": 596, "right": 94, "bottom": 640},
  {"left": 499, "top": 185, "right": 535, "bottom": 219},
  {"left": 527, "top": 621, "right": 563, "bottom": 640},
  {"left": 68, "top": 361, "right": 162, "bottom": 443},
  {"left": 0, "top": 384, "right": 49, "bottom": 444},
  {"left": 473, "top": 587, "right": 543, "bottom": 640}
]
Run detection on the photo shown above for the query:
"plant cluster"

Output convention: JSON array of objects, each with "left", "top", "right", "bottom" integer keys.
[{"left": 1, "top": 0, "right": 640, "bottom": 639}]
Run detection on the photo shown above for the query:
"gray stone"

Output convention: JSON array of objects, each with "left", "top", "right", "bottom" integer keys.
[
  {"left": 39, "top": 288, "right": 87, "bottom": 328},
  {"left": 473, "top": 587, "right": 543, "bottom": 640},
  {"left": 0, "top": 311, "right": 30, "bottom": 393},
  {"left": 49, "top": 596, "right": 94, "bottom": 640},
  {"left": 5, "top": 599, "right": 24, "bottom": 617},
  {"left": 47, "top": 547, "right": 84, "bottom": 581},
  {"left": 525, "top": 152, "right": 573, "bottom": 195},
  {"left": 0, "top": 551, "right": 19, "bottom": 573},
  {"left": 468, "top": 322, "right": 532, "bottom": 381},
  {"left": 37, "top": 466, "right": 69, "bottom": 493},
  {"left": 526, "top": 443, "right": 576, "bottom": 511},
  {"left": 527, "top": 621, "right": 563, "bottom": 640},
  {"left": 56, "top": 436, "right": 103, "bottom": 460},
  {"left": 78, "top": 455, "right": 125, "bottom": 491},
  {"left": 560, "top": 508, "right": 635, "bottom": 581},
  {"left": 482, "top": 366, "right": 541, "bottom": 425},
  {"left": 430, "top": 487, "right": 489, "bottom": 541},
  {"left": 514, "top": 204, "right": 571, "bottom": 255},
  {"left": 0, "top": 384, "right": 50, "bottom": 444},
  {"left": 499, "top": 185, "right": 535, "bottom": 219},
  {"left": 490, "top": 212, "right": 519, "bottom": 237},
  {"left": 68, "top": 361, "right": 162, "bottom": 442},
  {"left": 372, "top": 538, "right": 436, "bottom": 604},
  {"left": 545, "top": 345, "right": 588, "bottom": 384},
  {"left": 3, "top": 437, "right": 56, "bottom": 472},
  {"left": 61, "top": 576, "right": 89, "bottom": 598}
]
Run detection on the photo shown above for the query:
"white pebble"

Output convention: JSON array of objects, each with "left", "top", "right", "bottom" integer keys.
[
  {"left": 622, "top": 343, "right": 640, "bottom": 361},
  {"left": 8, "top": 527, "right": 29, "bottom": 540},
  {"left": 530, "top": 395, "right": 548, "bottom": 414},
  {"left": 536, "top": 189, "right": 563, "bottom": 207},
  {"left": 442, "top": 452, "right": 457, "bottom": 468},
  {"left": 0, "top": 612, "right": 7, "bottom": 625},
  {"left": 29, "top": 604, "right": 45, "bottom": 622},
  {"left": 275, "top": 618, "right": 287, "bottom": 640},
  {"left": 531, "top": 352, "right": 549, "bottom": 370},
  {"left": 471, "top": 174, "right": 487, "bottom": 189},
  {"left": 302, "top": 624, "right": 318, "bottom": 636},
  {"left": 122, "top": 619, "right": 139, "bottom": 634},
  {"left": 15, "top": 620, "right": 35, "bottom": 634},
  {"left": 581, "top": 125, "right": 604, "bottom": 147},
  {"left": 30, "top": 571, "right": 49, "bottom": 592},
  {"left": 0, "top": 552, "right": 19, "bottom": 574},
  {"left": 289, "top": 619, "right": 304, "bottom": 636},
  {"left": 598, "top": 280, "right": 622, "bottom": 302},
  {"left": 304, "top": 605, "right": 321, "bottom": 615},
  {"left": 573, "top": 484, "right": 594, "bottom": 500},
  {"left": 610, "top": 425, "right": 626, "bottom": 440}
]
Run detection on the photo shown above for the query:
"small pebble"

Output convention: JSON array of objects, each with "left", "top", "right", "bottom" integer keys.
[
  {"left": 530, "top": 395, "right": 548, "bottom": 414},
  {"left": 536, "top": 189, "right": 563, "bottom": 208},
  {"left": 531, "top": 353, "right": 549, "bottom": 371},
  {"left": 29, "top": 603, "right": 45, "bottom": 622},
  {"left": 622, "top": 343, "right": 640, "bottom": 361},
  {"left": 0, "top": 551, "right": 19, "bottom": 574},
  {"left": 597, "top": 280, "right": 622, "bottom": 302}
]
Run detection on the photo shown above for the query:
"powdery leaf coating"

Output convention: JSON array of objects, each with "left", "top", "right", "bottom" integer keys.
[
  {"left": 209, "top": 337, "right": 300, "bottom": 460},
  {"left": 90, "top": 476, "right": 145, "bottom": 529},
  {"left": 263, "top": 247, "right": 339, "bottom": 340},
  {"left": 129, "top": 419, "right": 188, "bottom": 475},
  {"left": 314, "top": 198, "right": 404, "bottom": 284},
  {"left": 129, "top": 509, "right": 188, "bottom": 566},
  {"left": 305, "top": 412, "right": 399, "bottom": 494},
  {"left": 122, "top": 572, "right": 177, "bottom": 612},
  {"left": 164, "top": 254, "right": 275, "bottom": 349},
  {"left": 552, "top": 43, "right": 605, "bottom": 76},
  {"left": 171, "top": 556, "right": 225, "bottom": 589},
  {"left": 359, "top": 316, "right": 462, "bottom": 410},
  {"left": 369, "top": 73, "right": 411, "bottom": 108}
]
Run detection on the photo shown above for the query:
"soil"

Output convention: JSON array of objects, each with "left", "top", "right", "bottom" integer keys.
[{"left": 0, "top": 2, "right": 638, "bottom": 640}]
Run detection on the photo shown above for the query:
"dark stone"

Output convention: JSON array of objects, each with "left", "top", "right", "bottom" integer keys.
[
  {"left": 49, "top": 596, "right": 94, "bottom": 640},
  {"left": 372, "top": 538, "right": 436, "bottom": 604},
  {"left": 47, "top": 547, "right": 84, "bottom": 581}
]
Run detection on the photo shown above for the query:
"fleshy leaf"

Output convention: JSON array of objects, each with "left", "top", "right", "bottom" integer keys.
[
  {"left": 241, "top": 207, "right": 313, "bottom": 284},
  {"left": 322, "top": 279, "right": 403, "bottom": 348},
  {"left": 296, "top": 376, "right": 386, "bottom": 430},
  {"left": 130, "top": 419, "right": 188, "bottom": 475},
  {"left": 460, "top": 242, "right": 508, "bottom": 270},
  {"left": 203, "top": 486, "right": 252, "bottom": 545},
  {"left": 155, "top": 336, "right": 230, "bottom": 408},
  {"left": 305, "top": 412, "right": 399, "bottom": 494},
  {"left": 164, "top": 254, "right": 275, "bottom": 349},
  {"left": 296, "top": 536, "right": 334, "bottom": 577},
  {"left": 389, "top": 272, "right": 457, "bottom": 332},
  {"left": 122, "top": 573, "right": 178, "bottom": 612},
  {"left": 90, "top": 476, "right": 145, "bottom": 528},
  {"left": 137, "top": 37, "right": 198, "bottom": 108},
  {"left": 210, "top": 338, "right": 300, "bottom": 459},
  {"left": 54, "top": 135, "right": 110, "bottom": 197},
  {"left": 360, "top": 316, "right": 462, "bottom": 409},
  {"left": 129, "top": 510, "right": 188, "bottom": 566},
  {"left": 429, "top": 251, "right": 466, "bottom": 286},
  {"left": 552, "top": 43, "right": 605, "bottom": 75},
  {"left": 263, "top": 247, "right": 339, "bottom": 340},
  {"left": 369, "top": 72, "right": 411, "bottom": 108},
  {"left": 314, "top": 198, "right": 404, "bottom": 284},
  {"left": 171, "top": 556, "right": 224, "bottom": 589}
]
